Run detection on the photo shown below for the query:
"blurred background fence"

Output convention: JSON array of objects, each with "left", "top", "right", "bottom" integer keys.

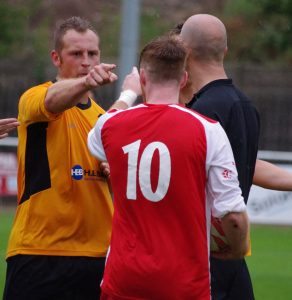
[{"left": 2, "top": 61, "right": 292, "bottom": 151}]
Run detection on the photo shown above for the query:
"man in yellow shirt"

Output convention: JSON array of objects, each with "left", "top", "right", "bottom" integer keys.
[{"left": 3, "top": 16, "right": 116, "bottom": 300}]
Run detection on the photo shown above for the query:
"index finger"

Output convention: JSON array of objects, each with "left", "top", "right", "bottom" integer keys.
[
  {"left": 132, "top": 66, "right": 139, "bottom": 75},
  {"left": 99, "top": 63, "right": 116, "bottom": 72}
]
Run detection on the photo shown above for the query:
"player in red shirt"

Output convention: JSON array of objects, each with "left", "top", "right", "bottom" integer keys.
[{"left": 88, "top": 35, "right": 249, "bottom": 300}]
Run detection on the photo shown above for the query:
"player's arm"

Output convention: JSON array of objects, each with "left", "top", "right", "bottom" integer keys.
[
  {"left": 88, "top": 124, "right": 107, "bottom": 162},
  {"left": 45, "top": 63, "right": 117, "bottom": 113},
  {"left": 0, "top": 118, "right": 20, "bottom": 139},
  {"left": 213, "top": 211, "right": 249, "bottom": 260},
  {"left": 206, "top": 122, "right": 249, "bottom": 259},
  {"left": 87, "top": 111, "right": 120, "bottom": 161},
  {"left": 253, "top": 159, "right": 292, "bottom": 190},
  {"left": 110, "top": 67, "right": 141, "bottom": 110}
]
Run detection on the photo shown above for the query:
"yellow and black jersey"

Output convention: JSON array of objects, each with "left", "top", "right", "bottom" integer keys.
[{"left": 7, "top": 81, "right": 113, "bottom": 258}]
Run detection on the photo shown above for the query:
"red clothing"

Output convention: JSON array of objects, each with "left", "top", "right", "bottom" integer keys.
[{"left": 88, "top": 103, "right": 245, "bottom": 299}]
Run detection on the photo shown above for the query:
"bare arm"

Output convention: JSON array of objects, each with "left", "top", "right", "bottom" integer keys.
[
  {"left": 110, "top": 67, "right": 141, "bottom": 110},
  {"left": 45, "top": 63, "right": 118, "bottom": 113},
  {"left": 212, "top": 211, "right": 249, "bottom": 260},
  {"left": 253, "top": 159, "right": 292, "bottom": 191},
  {"left": 0, "top": 118, "right": 20, "bottom": 139}
]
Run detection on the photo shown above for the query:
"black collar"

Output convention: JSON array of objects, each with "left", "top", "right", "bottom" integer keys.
[
  {"left": 186, "top": 79, "right": 233, "bottom": 108},
  {"left": 76, "top": 98, "right": 91, "bottom": 110}
]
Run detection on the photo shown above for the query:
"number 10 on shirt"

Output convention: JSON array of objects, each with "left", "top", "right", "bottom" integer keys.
[{"left": 122, "top": 140, "right": 171, "bottom": 202}]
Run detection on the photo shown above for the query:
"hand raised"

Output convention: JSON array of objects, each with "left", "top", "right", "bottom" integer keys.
[
  {"left": 85, "top": 63, "right": 118, "bottom": 88},
  {"left": 122, "top": 66, "right": 142, "bottom": 96}
]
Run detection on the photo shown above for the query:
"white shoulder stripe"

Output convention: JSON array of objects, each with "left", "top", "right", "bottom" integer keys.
[
  {"left": 169, "top": 104, "right": 217, "bottom": 127},
  {"left": 99, "top": 104, "right": 148, "bottom": 130},
  {"left": 126, "top": 103, "right": 148, "bottom": 111}
]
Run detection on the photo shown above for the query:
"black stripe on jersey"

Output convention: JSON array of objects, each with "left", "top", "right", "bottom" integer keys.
[
  {"left": 76, "top": 98, "right": 91, "bottom": 110},
  {"left": 20, "top": 122, "right": 51, "bottom": 204}
]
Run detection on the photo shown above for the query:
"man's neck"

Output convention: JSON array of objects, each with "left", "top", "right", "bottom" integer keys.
[
  {"left": 189, "top": 60, "right": 227, "bottom": 93},
  {"left": 145, "top": 84, "right": 180, "bottom": 105},
  {"left": 180, "top": 60, "right": 227, "bottom": 104}
]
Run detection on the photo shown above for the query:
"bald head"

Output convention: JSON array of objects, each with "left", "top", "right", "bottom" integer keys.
[{"left": 180, "top": 14, "right": 227, "bottom": 63}]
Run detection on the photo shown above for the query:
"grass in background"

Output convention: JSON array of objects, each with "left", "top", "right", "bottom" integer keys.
[
  {"left": 247, "top": 225, "right": 292, "bottom": 299},
  {"left": 0, "top": 212, "right": 14, "bottom": 296},
  {"left": 1, "top": 212, "right": 292, "bottom": 299}
]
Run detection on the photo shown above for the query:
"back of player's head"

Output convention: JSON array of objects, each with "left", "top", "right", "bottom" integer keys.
[
  {"left": 180, "top": 14, "right": 227, "bottom": 63},
  {"left": 54, "top": 16, "right": 98, "bottom": 52},
  {"left": 139, "top": 35, "right": 187, "bottom": 83}
]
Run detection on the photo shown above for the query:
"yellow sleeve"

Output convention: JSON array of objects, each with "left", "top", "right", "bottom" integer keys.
[{"left": 18, "top": 82, "right": 62, "bottom": 124}]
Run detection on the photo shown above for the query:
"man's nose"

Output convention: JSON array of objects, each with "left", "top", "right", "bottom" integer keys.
[{"left": 81, "top": 53, "right": 90, "bottom": 66}]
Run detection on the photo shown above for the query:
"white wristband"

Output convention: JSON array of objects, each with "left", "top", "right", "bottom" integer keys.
[{"left": 116, "top": 90, "right": 138, "bottom": 107}]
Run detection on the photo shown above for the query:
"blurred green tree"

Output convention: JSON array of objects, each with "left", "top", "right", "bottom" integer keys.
[
  {"left": 0, "top": 1, "right": 51, "bottom": 81},
  {"left": 1, "top": 1, "right": 291, "bottom": 66},
  {"left": 223, "top": 0, "right": 292, "bottom": 64},
  {"left": 0, "top": 3, "right": 29, "bottom": 58}
]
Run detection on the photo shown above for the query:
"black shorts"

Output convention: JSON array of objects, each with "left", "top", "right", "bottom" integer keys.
[
  {"left": 210, "top": 257, "right": 255, "bottom": 300},
  {"left": 3, "top": 254, "right": 106, "bottom": 300}
]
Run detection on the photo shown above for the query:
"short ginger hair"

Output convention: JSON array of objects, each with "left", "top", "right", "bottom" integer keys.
[{"left": 139, "top": 35, "right": 187, "bottom": 83}]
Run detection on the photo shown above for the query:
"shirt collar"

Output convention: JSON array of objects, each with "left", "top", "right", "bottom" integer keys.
[{"left": 186, "top": 79, "right": 233, "bottom": 108}]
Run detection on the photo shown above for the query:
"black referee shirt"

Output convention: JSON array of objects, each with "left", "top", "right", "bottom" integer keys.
[{"left": 187, "top": 79, "right": 260, "bottom": 203}]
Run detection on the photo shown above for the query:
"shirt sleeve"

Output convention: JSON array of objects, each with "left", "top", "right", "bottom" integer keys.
[
  {"left": 87, "top": 110, "right": 120, "bottom": 161},
  {"left": 88, "top": 125, "right": 107, "bottom": 161},
  {"left": 18, "top": 83, "right": 62, "bottom": 124},
  {"left": 205, "top": 122, "right": 246, "bottom": 218}
]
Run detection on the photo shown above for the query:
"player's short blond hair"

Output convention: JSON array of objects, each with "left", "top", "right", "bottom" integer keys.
[{"left": 54, "top": 16, "right": 98, "bottom": 52}]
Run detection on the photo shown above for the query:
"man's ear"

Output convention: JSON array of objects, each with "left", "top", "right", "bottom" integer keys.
[
  {"left": 51, "top": 50, "right": 61, "bottom": 67},
  {"left": 180, "top": 70, "right": 188, "bottom": 89},
  {"left": 139, "top": 68, "right": 147, "bottom": 102},
  {"left": 179, "top": 70, "right": 193, "bottom": 104},
  {"left": 140, "top": 68, "right": 146, "bottom": 87}
]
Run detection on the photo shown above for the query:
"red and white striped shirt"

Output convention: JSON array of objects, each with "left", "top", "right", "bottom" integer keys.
[{"left": 88, "top": 103, "right": 245, "bottom": 299}]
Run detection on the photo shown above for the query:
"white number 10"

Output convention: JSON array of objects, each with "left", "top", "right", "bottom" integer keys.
[{"left": 122, "top": 140, "right": 171, "bottom": 202}]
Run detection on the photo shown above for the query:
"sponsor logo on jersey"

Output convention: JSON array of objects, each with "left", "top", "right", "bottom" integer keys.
[
  {"left": 71, "top": 165, "right": 104, "bottom": 181},
  {"left": 222, "top": 169, "right": 232, "bottom": 179}
]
